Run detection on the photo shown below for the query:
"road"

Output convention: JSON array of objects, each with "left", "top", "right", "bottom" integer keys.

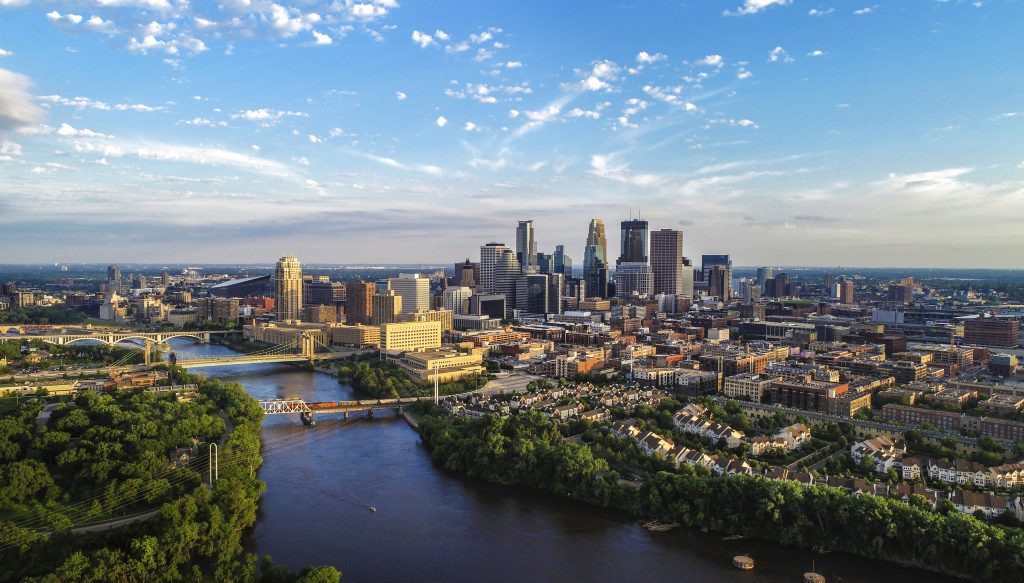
[
  {"left": 34, "top": 402, "right": 61, "bottom": 434},
  {"left": 70, "top": 509, "right": 161, "bottom": 534}
]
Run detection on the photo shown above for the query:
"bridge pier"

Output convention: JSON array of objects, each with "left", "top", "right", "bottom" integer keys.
[
  {"left": 367, "top": 409, "right": 375, "bottom": 419},
  {"left": 342, "top": 411, "right": 349, "bottom": 420},
  {"left": 300, "top": 412, "right": 317, "bottom": 427}
]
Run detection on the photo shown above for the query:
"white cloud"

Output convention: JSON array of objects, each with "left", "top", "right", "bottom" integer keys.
[
  {"left": 589, "top": 154, "right": 662, "bottom": 187},
  {"left": 72, "top": 137, "right": 295, "bottom": 178},
  {"left": 183, "top": 117, "right": 226, "bottom": 127},
  {"left": 395, "top": 91, "right": 407, "bottom": 100},
  {"left": 808, "top": 8, "right": 835, "bottom": 15},
  {"left": 504, "top": 61, "right": 523, "bottom": 68},
  {"left": 38, "top": 94, "right": 164, "bottom": 112},
  {"left": 808, "top": 49, "right": 825, "bottom": 57},
  {"left": 724, "top": 0, "right": 792, "bottom": 16},
  {"left": 329, "top": 127, "right": 344, "bottom": 137},
  {"left": 364, "top": 152, "right": 443, "bottom": 175},
  {"left": 312, "top": 30, "right": 333, "bottom": 45},
  {"left": 636, "top": 51, "right": 667, "bottom": 64},
  {"left": 0, "top": 49, "right": 12, "bottom": 57},
  {"left": 463, "top": 121, "right": 479, "bottom": 132},
  {"left": 56, "top": 123, "right": 112, "bottom": 138},
  {"left": 308, "top": 133, "right": 323, "bottom": 143},
  {"left": 231, "top": 108, "right": 307, "bottom": 124},
  {"left": 696, "top": 54, "right": 724, "bottom": 67},
  {"left": 469, "top": 31, "right": 492, "bottom": 44},
  {"left": 0, "top": 139, "right": 22, "bottom": 162},
  {"left": 84, "top": 16, "right": 117, "bottom": 34},
  {"left": 566, "top": 107, "right": 601, "bottom": 120},
  {"left": 563, "top": 59, "right": 619, "bottom": 92},
  {"left": 0, "top": 68, "right": 45, "bottom": 132},
  {"left": 435, "top": 115, "right": 448, "bottom": 127},
  {"left": 46, "top": 11, "right": 83, "bottom": 25},
  {"left": 411, "top": 30, "right": 434, "bottom": 48},
  {"left": 854, "top": 6, "right": 877, "bottom": 15},
  {"left": 434, "top": 29, "right": 449, "bottom": 41},
  {"left": 737, "top": 68, "right": 753, "bottom": 79},
  {"left": 769, "top": 46, "right": 793, "bottom": 62}
]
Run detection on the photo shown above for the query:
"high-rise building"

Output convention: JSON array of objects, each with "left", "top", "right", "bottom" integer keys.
[
  {"left": 536, "top": 252, "right": 555, "bottom": 274},
  {"left": 107, "top": 264, "right": 122, "bottom": 294},
  {"left": 303, "top": 278, "right": 342, "bottom": 306},
  {"left": 516, "top": 220, "right": 538, "bottom": 273},
  {"left": 701, "top": 254, "right": 731, "bottom": 282},
  {"left": 160, "top": 271, "right": 170, "bottom": 287},
  {"left": 442, "top": 286, "right": 473, "bottom": 315},
  {"left": 480, "top": 243, "right": 509, "bottom": 293},
  {"left": 618, "top": 219, "right": 649, "bottom": 264},
  {"left": 756, "top": 267, "right": 774, "bottom": 288},
  {"left": 345, "top": 281, "right": 375, "bottom": 325},
  {"left": 773, "top": 273, "right": 791, "bottom": 298},
  {"left": 388, "top": 273, "right": 430, "bottom": 315},
  {"left": 838, "top": 278, "right": 855, "bottom": 305},
  {"left": 371, "top": 290, "right": 402, "bottom": 326},
  {"left": 554, "top": 245, "right": 572, "bottom": 275},
  {"left": 515, "top": 273, "right": 550, "bottom": 315},
  {"left": 1, "top": 282, "right": 16, "bottom": 296},
  {"left": 583, "top": 219, "right": 609, "bottom": 299},
  {"left": 707, "top": 264, "right": 732, "bottom": 300},
  {"left": 547, "top": 272, "right": 565, "bottom": 315},
  {"left": 681, "top": 257, "right": 694, "bottom": 300},
  {"left": 456, "top": 259, "right": 477, "bottom": 289},
  {"left": 614, "top": 262, "right": 654, "bottom": 298},
  {"left": 471, "top": 293, "right": 506, "bottom": 320},
  {"left": 494, "top": 249, "right": 521, "bottom": 318},
  {"left": 651, "top": 229, "right": 685, "bottom": 296},
  {"left": 274, "top": 256, "right": 303, "bottom": 321}
]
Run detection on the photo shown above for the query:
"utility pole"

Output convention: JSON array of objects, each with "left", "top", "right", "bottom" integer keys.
[
  {"left": 434, "top": 362, "right": 439, "bottom": 405},
  {"left": 208, "top": 443, "right": 218, "bottom": 486}
]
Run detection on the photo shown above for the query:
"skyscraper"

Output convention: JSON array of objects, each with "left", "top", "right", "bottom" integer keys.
[
  {"left": 707, "top": 264, "right": 732, "bottom": 300},
  {"left": 346, "top": 281, "right": 375, "bottom": 325},
  {"left": 458, "top": 259, "right": 476, "bottom": 289},
  {"left": 651, "top": 229, "right": 685, "bottom": 296},
  {"left": 107, "top": 264, "right": 122, "bottom": 294},
  {"left": 388, "top": 273, "right": 430, "bottom": 315},
  {"left": 701, "top": 254, "right": 731, "bottom": 282},
  {"left": 480, "top": 242, "right": 509, "bottom": 293},
  {"left": 756, "top": 267, "right": 774, "bottom": 288},
  {"left": 614, "top": 262, "right": 654, "bottom": 298},
  {"left": 618, "top": 219, "right": 649, "bottom": 264},
  {"left": 554, "top": 245, "right": 572, "bottom": 275},
  {"left": 274, "top": 256, "right": 303, "bottom": 321},
  {"left": 515, "top": 220, "right": 538, "bottom": 273},
  {"left": 371, "top": 290, "right": 402, "bottom": 325},
  {"left": 494, "top": 249, "right": 521, "bottom": 318},
  {"left": 583, "top": 219, "right": 609, "bottom": 299},
  {"left": 515, "top": 273, "right": 549, "bottom": 315}
]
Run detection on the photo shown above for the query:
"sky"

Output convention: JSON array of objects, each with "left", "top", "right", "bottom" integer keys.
[{"left": 0, "top": 0, "right": 1022, "bottom": 268}]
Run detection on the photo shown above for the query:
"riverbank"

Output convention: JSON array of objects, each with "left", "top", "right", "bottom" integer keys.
[{"left": 414, "top": 406, "right": 1024, "bottom": 582}]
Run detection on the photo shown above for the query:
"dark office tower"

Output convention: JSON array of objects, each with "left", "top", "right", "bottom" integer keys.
[
  {"left": 707, "top": 264, "right": 732, "bottom": 300},
  {"left": 756, "top": 267, "right": 773, "bottom": 288},
  {"left": 459, "top": 259, "right": 476, "bottom": 289},
  {"left": 583, "top": 218, "right": 609, "bottom": 299},
  {"left": 515, "top": 220, "right": 538, "bottom": 273},
  {"left": 515, "top": 273, "right": 549, "bottom": 315},
  {"left": 554, "top": 245, "right": 572, "bottom": 275},
  {"left": 161, "top": 271, "right": 170, "bottom": 287},
  {"left": 345, "top": 281, "right": 375, "bottom": 325},
  {"left": 536, "top": 252, "right": 555, "bottom": 274},
  {"left": 618, "top": 219, "right": 649, "bottom": 264},
  {"left": 1, "top": 282, "right": 16, "bottom": 296},
  {"left": 584, "top": 250, "right": 608, "bottom": 299},
  {"left": 547, "top": 272, "right": 565, "bottom": 315},
  {"left": 773, "top": 273, "right": 791, "bottom": 298},
  {"left": 107, "top": 264, "right": 122, "bottom": 293},
  {"left": 651, "top": 229, "right": 685, "bottom": 296},
  {"left": 824, "top": 272, "right": 835, "bottom": 291},
  {"left": 701, "top": 254, "right": 731, "bottom": 282}
]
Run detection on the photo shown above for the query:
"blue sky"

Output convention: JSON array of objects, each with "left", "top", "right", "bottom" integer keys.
[{"left": 0, "top": 0, "right": 1022, "bottom": 267}]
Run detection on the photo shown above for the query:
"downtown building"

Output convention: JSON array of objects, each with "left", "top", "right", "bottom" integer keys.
[
  {"left": 614, "top": 218, "right": 653, "bottom": 299},
  {"left": 274, "top": 256, "right": 303, "bottom": 321}
]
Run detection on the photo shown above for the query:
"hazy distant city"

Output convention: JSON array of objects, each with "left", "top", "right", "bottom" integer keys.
[{"left": 2, "top": 0, "right": 1023, "bottom": 582}]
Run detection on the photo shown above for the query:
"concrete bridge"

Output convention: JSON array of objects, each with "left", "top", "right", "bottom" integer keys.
[
  {"left": 0, "top": 330, "right": 229, "bottom": 347},
  {"left": 259, "top": 397, "right": 434, "bottom": 425},
  {"left": 176, "top": 352, "right": 348, "bottom": 369}
]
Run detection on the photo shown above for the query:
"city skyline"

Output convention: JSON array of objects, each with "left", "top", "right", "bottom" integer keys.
[{"left": 1, "top": 1, "right": 1023, "bottom": 267}]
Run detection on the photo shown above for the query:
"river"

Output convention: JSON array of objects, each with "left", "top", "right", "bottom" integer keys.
[{"left": 169, "top": 339, "right": 959, "bottom": 583}]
